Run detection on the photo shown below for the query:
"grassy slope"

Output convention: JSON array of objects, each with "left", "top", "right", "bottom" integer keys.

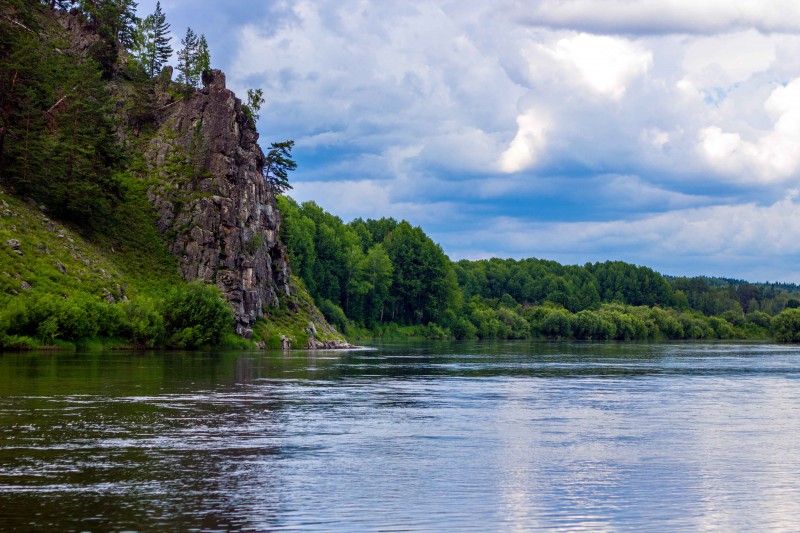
[
  {"left": 0, "top": 184, "right": 345, "bottom": 349},
  {"left": 252, "top": 276, "right": 345, "bottom": 349},
  {"left": 0, "top": 186, "right": 138, "bottom": 303}
]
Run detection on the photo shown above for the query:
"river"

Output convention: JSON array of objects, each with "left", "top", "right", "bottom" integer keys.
[{"left": 2, "top": 341, "right": 800, "bottom": 531}]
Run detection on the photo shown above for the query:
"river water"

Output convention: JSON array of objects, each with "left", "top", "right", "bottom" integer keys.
[{"left": 2, "top": 341, "right": 800, "bottom": 531}]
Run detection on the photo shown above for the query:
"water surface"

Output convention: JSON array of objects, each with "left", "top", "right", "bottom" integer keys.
[{"left": 2, "top": 341, "right": 800, "bottom": 531}]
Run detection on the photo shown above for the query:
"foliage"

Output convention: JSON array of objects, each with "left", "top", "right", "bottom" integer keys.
[
  {"left": 264, "top": 140, "right": 297, "bottom": 194},
  {"left": 0, "top": 5, "right": 125, "bottom": 228},
  {"left": 243, "top": 88, "right": 264, "bottom": 127},
  {"left": 176, "top": 27, "right": 209, "bottom": 88},
  {"left": 160, "top": 282, "right": 234, "bottom": 348},
  {"left": 772, "top": 309, "right": 800, "bottom": 342},
  {"left": 130, "top": 1, "right": 172, "bottom": 78}
]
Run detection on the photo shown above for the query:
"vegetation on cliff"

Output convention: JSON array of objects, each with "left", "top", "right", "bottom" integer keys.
[{"left": 0, "top": 1, "right": 335, "bottom": 350}]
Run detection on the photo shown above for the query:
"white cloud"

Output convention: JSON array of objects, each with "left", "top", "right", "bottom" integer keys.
[
  {"left": 682, "top": 30, "right": 777, "bottom": 87},
  {"left": 699, "top": 78, "right": 800, "bottom": 182},
  {"left": 211, "top": 0, "right": 800, "bottom": 279},
  {"left": 445, "top": 193, "right": 800, "bottom": 280},
  {"left": 522, "top": 0, "right": 800, "bottom": 34},
  {"left": 499, "top": 109, "right": 549, "bottom": 173},
  {"left": 289, "top": 179, "right": 463, "bottom": 226},
  {"left": 549, "top": 33, "right": 652, "bottom": 99}
]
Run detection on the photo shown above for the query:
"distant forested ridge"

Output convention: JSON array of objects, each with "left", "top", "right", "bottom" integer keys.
[{"left": 279, "top": 197, "right": 800, "bottom": 342}]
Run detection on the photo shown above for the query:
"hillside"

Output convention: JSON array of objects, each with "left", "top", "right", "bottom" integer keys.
[{"left": 0, "top": 2, "right": 343, "bottom": 350}]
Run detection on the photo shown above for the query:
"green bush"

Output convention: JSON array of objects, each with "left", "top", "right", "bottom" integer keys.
[
  {"left": 161, "top": 282, "right": 234, "bottom": 348},
  {"left": 450, "top": 317, "right": 477, "bottom": 340},
  {"left": 318, "top": 298, "right": 347, "bottom": 332},
  {"left": 773, "top": 309, "right": 800, "bottom": 342},
  {"left": 120, "top": 297, "right": 166, "bottom": 348}
]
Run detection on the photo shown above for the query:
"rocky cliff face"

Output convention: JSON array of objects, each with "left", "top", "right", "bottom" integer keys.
[{"left": 144, "top": 70, "right": 290, "bottom": 334}]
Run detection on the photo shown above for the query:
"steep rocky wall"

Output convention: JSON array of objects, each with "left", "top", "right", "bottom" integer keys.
[{"left": 144, "top": 70, "right": 290, "bottom": 334}]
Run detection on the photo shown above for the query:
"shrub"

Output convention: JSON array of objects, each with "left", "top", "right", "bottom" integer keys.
[
  {"left": 450, "top": 317, "right": 477, "bottom": 340},
  {"left": 773, "top": 309, "right": 800, "bottom": 342},
  {"left": 120, "top": 297, "right": 166, "bottom": 348},
  {"left": 161, "top": 283, "right": 234, "bottom": 348},
  {"left": 318, "top": 299, "right": 347, "bottom": 332}
]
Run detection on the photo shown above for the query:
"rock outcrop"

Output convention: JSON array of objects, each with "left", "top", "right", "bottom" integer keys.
[{"left": 144, "top": 70, "right": 290, "bottom": 333}]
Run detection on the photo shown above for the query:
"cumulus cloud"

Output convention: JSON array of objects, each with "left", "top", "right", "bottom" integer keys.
[
  {"left": 520, "top": 0, "right": 800, "bottom": 35},
  {"left": 135, "top": 0, "right": 800, "bottom": 279},
  {"left": 699, "top": 78, "right": 800, "bottom": 182},
  {"left": 549, "top": 33, "right": 652, "bottom": 99},
  {"left": 446, "top": 193, "right": 800, "bottom": 280},
  {"left": 499, "top": 109, "right": 549, "bottom": 173}
]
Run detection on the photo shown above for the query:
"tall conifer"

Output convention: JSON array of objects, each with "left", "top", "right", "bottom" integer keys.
[
  {"left": 176, "top": 27, "right": 197, "bottom": 85},
  {"left": 150, "top": 1, "right": 171, "bottom": 77}
]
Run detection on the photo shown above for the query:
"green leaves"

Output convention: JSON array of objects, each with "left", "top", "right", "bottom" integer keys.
[
  {"left": 176, "top": 27, "right": 209, "bottom": 88},
  {"left": 0, "top": 9, "right": 124, "bottom": 229},
  {"left": 264, "top": 140, "right": 297, "bottom": 194}
]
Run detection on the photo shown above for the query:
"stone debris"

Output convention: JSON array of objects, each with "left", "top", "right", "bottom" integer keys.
[{"left": 306, "top": 338, "right": 358, "bottom": 350}]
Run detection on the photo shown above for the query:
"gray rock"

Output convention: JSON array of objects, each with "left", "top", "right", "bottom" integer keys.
[
  {"left": 6, "top": 239, "right": 20, "bottom": 250},
  {"left": 307, "top": 321, "right": 318, "bottom": 339},
  {"left": 56, "top": 261, "right": 67, "bottom": 274},
  {"left": 102, "top": 288, "right": 115, "bottom": 303},
  {"left": 144, "top": 69, "right": 291, "bottom": 333},
  {"left": 20, "top": 281, "right": 31, "bottom": 290}
]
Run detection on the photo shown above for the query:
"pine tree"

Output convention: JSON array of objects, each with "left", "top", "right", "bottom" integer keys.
[
  {"left": 264, "top": 140, "right": 297, "bottom": 194},
  {"left": 176, "top": 29, "right": 211, "bottom": 88},
  {"left": 193, "top": 34, "right": 210, "bottom": 82},
  {"left": 176, "top": 27, "right": 197, "bottom": 85},
  {"left": 131, "top": 1, "right": 171, "bottom": 78},
  {"left": 150, "top": 1, "right": 171, "bottom": 77},
  {"left": 113, "top": 0, "right": 139, "bottom": 50}
]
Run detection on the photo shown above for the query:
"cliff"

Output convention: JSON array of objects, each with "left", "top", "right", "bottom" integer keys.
[
  {"left": 0, "top": 4, "right": 344, "bottom": 349},
  {"left": 142, "top": 70, "right": 290, "bottom": 336}
]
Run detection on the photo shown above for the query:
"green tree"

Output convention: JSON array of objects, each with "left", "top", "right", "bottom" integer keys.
[
  {"left": 176, "top": 26, "right": 198, "bottom": 85},
  {"left": 384, "top": 221, "right": 457, "bottom": 324},
  {"left": 0, "top": 4, "right": 124, "bottom": 227},
  {"left": 773, "top": 308, "right": 800, "bottom": 342},
  {"left": 161, "top": 283, "right": 234, "bottom": 348},
  {"left": 359, "top": 243, "right": 393, "bottom": 325},
  {"left": 132, "top": 1, "right": 171, "bottom": 77},
  {"left": 264, "top": 140, "right": 296, "bottom": 194},
  {"left": 243, "top": 88, "right": 264, "bottom": 126},
  {"left": 194, "top": 34, "right": 210, "bottom": 81}
]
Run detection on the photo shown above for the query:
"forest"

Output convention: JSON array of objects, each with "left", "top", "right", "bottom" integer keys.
[
  {"left": 279, "top": 196, "right": 800, "bottom": 342},
  {"left": 4, "top": 0, "right": 800, "bottom": 349}
]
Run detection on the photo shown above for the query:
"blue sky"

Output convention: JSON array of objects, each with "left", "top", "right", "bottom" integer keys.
[{"left": 138, "top": 0, "right": 800, "bottom": 282}]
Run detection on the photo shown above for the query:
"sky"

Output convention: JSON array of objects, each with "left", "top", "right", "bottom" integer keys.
[{"left": 136, "top": 0, "right": 800, "bottom": 282}]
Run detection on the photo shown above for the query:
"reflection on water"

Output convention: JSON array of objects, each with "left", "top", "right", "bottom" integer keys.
[{"left": 2, "top": 341, "right": 800, "bottom": 531}]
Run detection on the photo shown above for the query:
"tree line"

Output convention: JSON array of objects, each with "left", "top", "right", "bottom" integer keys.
[{"left": 278, "top": 197, "right": 800, "bottom": 342}]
